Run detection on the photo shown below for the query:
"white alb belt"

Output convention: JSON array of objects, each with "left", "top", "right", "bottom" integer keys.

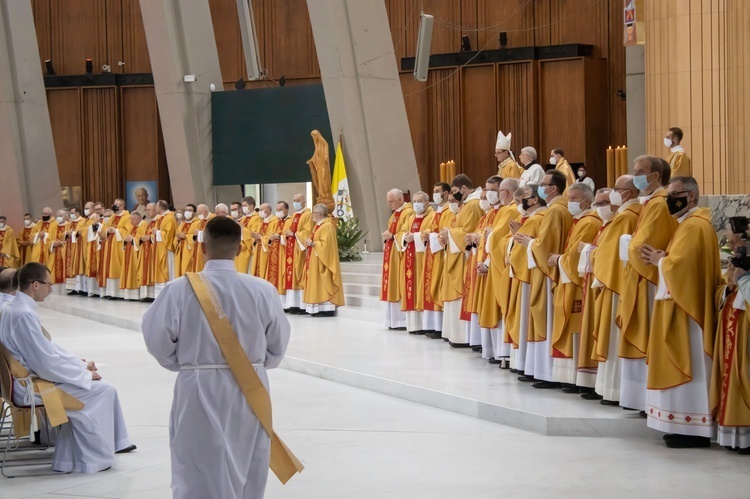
[{"left": 180, "top": 363, "right": 264, "bottom": 370}]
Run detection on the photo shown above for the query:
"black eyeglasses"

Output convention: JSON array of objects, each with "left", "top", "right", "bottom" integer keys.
[{"left": 33, "top": 280, "right": 53, "bottom": 287}]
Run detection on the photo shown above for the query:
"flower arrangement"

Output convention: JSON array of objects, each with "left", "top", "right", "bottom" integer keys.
[{"left": 336, "top": 217, "right": 367, "bottom": 262}]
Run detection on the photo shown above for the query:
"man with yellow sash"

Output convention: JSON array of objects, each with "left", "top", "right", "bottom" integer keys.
[
  {"left": 639, "top": 176, "right": 721, "bottom": 448},
  {"left": 236, "top": 197, "right": 262, "bottom": 274},
  {"left": 664, "top": 127, "right": 692, "bottom": 177},
  {"left": 18, "top": 213, "right": 36, "bottom": 266},
  {"left": 495, "top": 130, "right": 523, "bottom": 179},
  {"left": 142, "top": 216, "right": 294, "bottom": 497},
  {"left": 422, "top": 183, "right": 454, "bottom": 339},
  {"left": 64, "top": 208, "right": 84, "bottom": 295},
  {"left": 251, "top": 204, "right": 282, "bottom": 290},
  {"left": 282, "top": 194, "right": 313, "bottom": 313},
  {"left": 29, "top": 207, "right": 58, "bottom": 273},
  {"left": 482, "top": 180, "right": 521, "bottom": 365},
  {"left": 120, "top": 211, "right": 147, "bottom": 301},
  {"left": 549, "top": 149, "right": 576, "bottom": 188},
  {"left": 506, "top": 186, "right": 546, "bottom": 373},
  {"left": 546, "top": 183, "right": 601, "bottom": 391},
  {"left": 617, "top": 156, "right": 676, "bottom": 413},
  {"left": 398, "top": 191, "right": 434, "bottom": 334},
  {"left": 153, "top": 200, "right": 177, "bottom": 298},
  {"left": 514, "top": 170, "right": 573, "bottom": 387},
  {"left": 303, "top": 205, "right": 345, "bottom": 316},
  {"left": 97, "top": 199, "right": 130, "bottom": 299},
  {"left": 440, "top": 175, "right": 484, "bottom": 345},
  {"left": 0, "top": 263, "right": 134, "bottom": 472},
  {"left": 50, "top": 209, "right": 69, "bottom": 294},
  {"left": 174, "top": 204, "right": 201, "bottom": 278},
  {"left": 0, "top": 215, "right": 20, "bottom": 269},
  {"left": 713, "top": 232, "right": 750, "bottom": 453},
  {"left": 381, "top": 189, "right": 414, "bottom": 330}
]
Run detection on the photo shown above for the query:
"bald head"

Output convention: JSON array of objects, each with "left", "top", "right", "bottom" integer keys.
[
  {"left": 500, "top": 178, "right": 519, "bottom": 205},
  {"left": 0, "top": 268, "right": 17, "bottom": 294},
  {"left": 214, "top": 203, "right": 229, "bottom": 217},
  {"left": 196, "top": 204, "right": 209, "bottom": 219},
  {"left": 386, "top": 189, "right": 405, "bottom": 212},
  {"left": 145, "top": 203, "right": 157, "bottom": 219}
]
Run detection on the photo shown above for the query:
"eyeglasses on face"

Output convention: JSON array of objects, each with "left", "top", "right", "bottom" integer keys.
[{"left": 33, "top": 280, "right": 53, "bottom": 287}]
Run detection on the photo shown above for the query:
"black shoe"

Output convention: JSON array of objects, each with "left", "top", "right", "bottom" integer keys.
[
  {"left": 388, "top": 327, "right": 406, "bottom": 331},
  {"left": 600, "top": 399, "right": 619, "bottom": 406},
  {"left": 443, "top": 338, "right": 449, "bottom": 342},
  {"left": 532, "top": 381, "right": 561, "bottom": 389},
  {"left": 449, "top": 342, "right": 470, "bottom": 348},
  {"left": 517, "top": 375, "right": 535, "bottom": 382},
  {"left": 664, "top": 435, "right": 711, "bottom": 449},
  {"left": 738, "top": 447, "right": 750, "bottom": 455},
  {"left": 509, "top": 368, "right": 523, "bottom": 374},
  {"left": 426, "top": 332, "right": 441, "bottom": 339},
  {"left": 471, "top": 346, "right": 482, "bottom": 352},
  {"left": 639, "top": 410, "right": 648, "bottom": 419},
  {"left": 116, "top": 444, "right": 137, "bottom": 454},
  {"left": 561, "top": 384, "right": 581, "bottom": 394},
  {"left": 67, "top": 290, "right": 78, "bottom": 296},
  {"left": 581, "top": 391, "right": 603, "bottom": 400},
  {"left": 408, "top": 330, "right": 423, "bottom": 335},
  {"left": 488, "top": 358, "right": 503, "bottom": 364}
]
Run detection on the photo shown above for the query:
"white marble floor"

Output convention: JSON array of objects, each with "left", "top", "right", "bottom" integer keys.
[{"left": 1, "top": 306, "right": 748, "bottom": 498}]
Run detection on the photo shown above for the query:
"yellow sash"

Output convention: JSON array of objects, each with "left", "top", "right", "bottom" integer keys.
[{"left": 186, "top": 273, "right": 304, "bottom": 484}]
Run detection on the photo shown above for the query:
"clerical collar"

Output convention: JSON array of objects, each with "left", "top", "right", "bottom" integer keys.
[
  {"left": 263, "top": 216, "right": 273, "bottom": 223},
  {"left": 574, "top": 208, "right": 593, "bottom": 220},
  {"left": 395, "top": 204, "right": 406, "bottom": 213},
  {"left": 617, "top": 198, "right": 638, "bottom": 213},
  {"left": 204, "top": 259, "right": 237, "bottom": 272},
  {"left": 17, "top": 291, "right": 37, "bottom": 309},
  {"left": 677, "top": 207, "right": 698, "bottom": 223},
  {"left": 316, "top": 219, "right": 325, "bottom": 226},
  {"left": 436, "top": 204, "right": 447, "bottom": 213},
  {"left": 639, "top": 186, "right": 665, "bottom": 204},
  {"left": 670, "top": 145, "right": 685, "bottom": 153},
  {"left": 465, "top": 187, "right": 483, "bottom": 203},
  {"left": 527, "top": 206, "right": 546, "bottom": 217}
]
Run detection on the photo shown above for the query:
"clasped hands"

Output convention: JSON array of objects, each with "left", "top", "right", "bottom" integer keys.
[
  {"left": 639, "top": 244, "right": 666, "bottom": 266},
  {"left": 82, "top": 359, "right": 102, "bottom": 381}
]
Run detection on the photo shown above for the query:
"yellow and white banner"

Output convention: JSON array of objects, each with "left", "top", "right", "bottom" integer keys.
[{"left": 331, "top": 141, "right": 353, "bottom": 220}]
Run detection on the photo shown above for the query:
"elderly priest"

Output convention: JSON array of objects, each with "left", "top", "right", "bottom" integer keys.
[
  {"left": 303, "top": 204, "right": 345, "bottom": 316},
  {"left": 0, "top": 262, "right": 134, "bottom": 473}
]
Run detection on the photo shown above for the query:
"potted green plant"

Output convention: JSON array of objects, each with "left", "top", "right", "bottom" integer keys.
[{"left": 336, "top": 217, "right": 368, "bottom": 262}]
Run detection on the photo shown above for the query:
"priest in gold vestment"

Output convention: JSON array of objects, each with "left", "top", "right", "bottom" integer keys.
[
  {"left": 617, "top": 156, "right": 676, "bottom": 412},
  {"left": 303, "top": 204, "right": 344, "bottom": 315},
  {"left": 236, "top": 197, "right": 262, "bottom": 274},
  {"left": 49, "top": 210, "right": 69, "bottom": 294},
  {"left": 0, "top": 216, "right": 20, "bottom": 269},
  {"left": 64, "top": 208, "right": 84, "bottom": 294},
  {"left": 495, "top": 130, "right": 523, "bottom": 179},
  {"left": 422, "top": 183, "right": 454, "bottom": 339},
  {"left": 189, "top": 205, "right": 212, "bottom": 274},
  {"left": 152, "top": 200, "right": 177, "bottom": 298},
  {"left": 251, "top": 204, "right": 282, "bottom": 295},
  {"left": 283, "top": 194, "right": 313, "bottom": 313},
  {"left": 139, "top": 204, "right": 158, "bottom": 300},
  {"left": 398, "top": 191, "right": 434, "bottom": 334},
  {"left": 97, "top": 199, "right": 130, "bottom": 299},
  {"left": 81, "top": 202, "right": 103, "bottom": 296},
  {"left": 120, "top": 211, "right": 146, "bottom": 301},
  {"left": 550, "top": 149, "right": 576, "bottom": 188},
  {"left": 30, "top": 207, "right": 58, "bottom": 272},
  {"left": 381, "top": 189, "right": 414, "bottom": 329},
  {"left": 18, "top": 214, "right": 36, "bottom": 266},
  {"left": 640, "top": 176, "right": 721, "bottom": 448},
  {"left": 664, "top": 127, "right": 692, "bottom": 177},
  {"left": 174, "top": 204, "right": 200, "bottom": 278}
]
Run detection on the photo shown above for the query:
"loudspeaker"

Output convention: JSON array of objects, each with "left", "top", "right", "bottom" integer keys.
[
  {"left": 414, "top": 14, "right": 434, "bottom": 82},
  {"left": 236, "top": 0, "right": 262, "bottom": 80}
]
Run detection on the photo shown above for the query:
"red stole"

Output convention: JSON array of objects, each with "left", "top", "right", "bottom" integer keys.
[
  {"left": 304, "top": 223, "right": 322, "bottom": 280},
  {"left": 380, "top": 210, "right": 402, "bottom": 301},
  {"left": 38, "top": 222, "right": 51, "bottom": 265},
  {"left": 403, "top": 216, "right": 427, "bottom": 311},
  {"left": 423, "top": 211, "right": 444, "bottom": 311},
  {"left": 285, "top": 212, "right": 303, "bottom": 290},
  {"left": 53, "top": 224, "right": 66, "bottom": 283},
  {"left": 141, "top": 221, "right": 157, "bottom": 286},
  {"left": 718, "top": 291, "right": 741, "bottom": 425}
]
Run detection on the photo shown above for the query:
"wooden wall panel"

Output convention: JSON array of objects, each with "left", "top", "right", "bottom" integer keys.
[
  {"left": 725, "top": 0, "right": 749, "bottom": 194},
  {"left": 81, "top": 87, "right": 121, "bottom": 203},
  {"left": 478, "top": 0, "right": 535, "bottom": 49},
  {"left": 427, "top": 68, "right": 462, "bottom": 183},
  {"left": 539, "top": 60, "right": 586, "bottom": 163},
  {"left": 51, "top": 0, "right": 108, "bottom": 75},
  {"left": 263, "top": 0, "right": 319, "bottom": 79},
  {"left": 209, "top": 0, "right": 243, "bottom": 83},
  {"left": 607, "top": 0, "right": 627, "bottom": 147},
  {"left": 31, "top": 0, "right": 53, "bottom": 71},
  {"left": 121, "top": 87, "right": 158, "bottom": 183},
  {"left": 121, "top": 0, "right": 151, "bottom": 73},
  {"left": 497, "top": 62, "right": 537, "bottom": 158},
  {"left": 47, "top": 89, "right": 83, "bottom": 188},
  {"left": 400, "top": 74, "right": 429, "bottom": 188},
  {"left": 461, "top": 65, "right": 497, "bottom": 184}
]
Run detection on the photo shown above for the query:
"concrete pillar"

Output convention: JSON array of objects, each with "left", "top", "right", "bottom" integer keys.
[
  {"left": 625, "top": 45, "right": 646, "bottom": 169},
  {"left": 0, "top": 0, "right": 62, "bottom": 225},
  {"left": 307, "top": 0, "right": 421, "bottom": 250},
  {"left": 139, "top": 0, "right": 240, "bottom": 208}
]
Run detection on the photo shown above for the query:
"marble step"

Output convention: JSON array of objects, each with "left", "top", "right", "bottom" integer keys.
[
  {"left": 340, "top": 271, "right": 381, "bottom": 286},
  {"left": 340, "top": 261, "right": 383, "bottom": 275},
  {"left": 344, "top": 293, "right": 384, "bottom": 310},
  {"left": 343, "top": 282, "right": 381, "bottom": 298}
]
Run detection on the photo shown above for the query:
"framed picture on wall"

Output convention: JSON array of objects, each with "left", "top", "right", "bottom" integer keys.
[
  {"left": 61, "top": 186, "right": 82, "bottom": 211},
  {"left": 126, "top": 181, "right": 158, "bottom": 216}
]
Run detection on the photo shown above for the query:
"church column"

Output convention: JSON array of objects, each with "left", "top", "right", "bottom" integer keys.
[
  {"left": 307, "top": 0, "right": 421, "bottom": 250},
  {"left": 0, "top": 0, "right": 62, "bottom": 224},
  {"left": 139, "top": 0, "right": 239, "bottom": 208}
]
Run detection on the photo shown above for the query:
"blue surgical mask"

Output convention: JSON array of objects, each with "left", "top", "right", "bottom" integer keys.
[
  {"left": 293, "top": 202, "right": 303, "bottom": 211},
  {"left": 538, "top": 185, "right": 549, "bottom": 202},
  {"left": 633, "top": 174, "right": 651, "bottom": 191}
]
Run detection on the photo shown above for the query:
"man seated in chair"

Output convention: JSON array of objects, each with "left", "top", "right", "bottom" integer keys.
[{"left": 0, "top": 263, "right": 135, "bottom": 473}]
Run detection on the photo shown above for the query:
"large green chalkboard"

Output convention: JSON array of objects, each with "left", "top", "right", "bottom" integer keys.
[{"left": 211, "top": 84, "right": 332, "bottom": 185}]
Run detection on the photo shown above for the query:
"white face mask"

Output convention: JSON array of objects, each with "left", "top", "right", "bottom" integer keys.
[
  {"left": 242, "top": 206, "right": 251, "bottom": 215},
  {"left": 70, "top": 213, "right": 78, "bottom": 220},
  {"left": 567, "top": 201, "right": 582, "bottom": 217},
  {"left": 479, "top": 199, "right": 491, "bottom": 211},
  {"left": 231, "top": 210, "right": 240, "bottom": 219},
  {"left": 448, "top": 203, "right": 459, "bottom": 214},
  {"left": 24, "top": 220, "right": 33, "bottom": 228},
  {"left": 103, "top": 217, "right": 110, "bottom": 223},
  {"left": 413, "top": 202, "right": 426, "bottom": 214},
  {"left": 198, "top": 213, "right": 206, "bottom": 220},
  {"left": 184, "top": 211, "right": 193, "bottom": 220},
  {"left": 293, "top": 202, "right": 303, "bottom": 211},
  {"left": 176, "top": 213, "right": 183, "bottom": 220},
  {"left": 84, "top": 209, "right": 91, "bottom": 216},
  {"left": 609, "top": 190, "right": 624, "bottom": 207},
  {"left": 486, "top": 190, "right": 500, "bottom": 205},
  {"left": 577, "top": 170, "right": 586, "bottom": 178},
  {"left": 0, "top": 223, "right": 5, "bottom": 230},
  {"left": 56, "top": 216, "right": 64, "bottom": 224},
  {"left": 549, "top": 156, "right": 557, "bottom": 165},
  {"left": 433, "top": 193, "right": 443, "bottom": 204},
  {"left": 516, "top": 204, "right": 525, "bottom": 216},
  {"left": 276, "top": 211, "right": 285, "bottom": 219},
  {"left": 663, "top": 137, "right": 673, "bottom": 148},
  {"left": 263, "top": 212, "right": 272, "bottom": 220},
  {"left": 597, "top": 206, "right": 614, "bottom": 222}
]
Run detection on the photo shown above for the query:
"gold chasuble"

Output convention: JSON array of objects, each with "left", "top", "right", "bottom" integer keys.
[
  {"left": 498, "top": 157, "right": 523, "bottom": 179},
  {"left": 252, "top": 216, "right": 282, "bottom": 287},
  {"left": 647, "top": 208, "right": 722, "bottom": 390},
  {"left": 461, "top": 209, "right": 497, "bottom": 321},
  {"left": 64, "top": 219, "right": 84, "bottom": 280},
  {"left": 528, "top": 197, "right": 573, "bottom": 343},
  {"left": 277, "top": 216, "right": 292, "bottom": 296},
  {"left": 175, "top": 219, "right": 201, "bottom": 278},
  {"left": 710, "top": 289, "right": 750, "bottom": 429},
  {"left": 556, "top": 158, "right": 577, "bottom": 188},
  {"left": 400, "top": 207, "right": 435, "bottom": 312},
  {"left": 121, "top": 220, "right": 146, "bottom": 291},
  {"left": 506, "top": 209, "right": 546, "bottom": 346},
  {"left": 18, "top": 225, "right": 34, "bottom": 265},
  {"left": 551, "top": 211, "right": 602, "bottom": 358},
  {"left": 304, "top": 218, "right": 344, "bottom": 307},
  {"left": 618, "top": 190, "right": 676, "bottom": 359},
  {"left": 666, "top": 149, "right": 692, "bottom": 178},
  {"left": 442, "top": 196, "right": 484, "bottom": 304},
  {"left": 284, "top": 209, "right": 313, "bottom": 294},
  {"left": 80, "top": 217, "right": 100, "bottom": 283},
  {"left": 424, "top": 207, "right": 455, "bottom": 311},
  {"left": 585, "top": 203, "right": 642, "bottom": 367},
  {"left": 153, "top": 212, "right": 177, "bottom": 284},
  {"left": 140, "top": 219, "right": 157, "bottom": 290},
  {"left": 98, "top": 211, "right": 130, "bottom": 288},
  {"left": 51, "top": 222, "right": 68, "bottom": 284},
  {"left": 236, "top": 213, "right": 262, "bottom": 274},
  {"left": 30, "top": 219, "right": 58, "bottom": 269},
  {"left": 381, "top": 203, "right": 414, "bottom": 303},
  {"left": 191, "top": 215, "right": 214, "bottom": 273},
  {"left": 0, "top": 225, "right": 20, "bottom": 268},
  {"left": 479, "top": 203, "right": 520, "bottom": 330}
]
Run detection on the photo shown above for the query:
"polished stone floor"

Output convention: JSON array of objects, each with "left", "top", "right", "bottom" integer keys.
[{"left": 0, "top": 305, "right": 748, "bottom": 498}]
